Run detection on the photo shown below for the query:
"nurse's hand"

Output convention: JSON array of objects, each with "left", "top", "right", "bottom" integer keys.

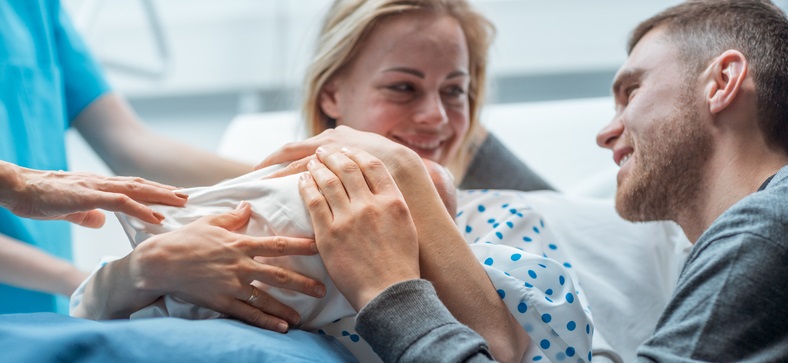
[
  {"left": 255, "top": 126, "right": 421, "bottom": 179},
  {"left": 298, "top": 148, "right": 419, "bottom": 311},
  {"left": 0, "top": 161, "right": 188, "bottom": 228},
  {"left": 128, "top": 202, "right": 326, "bottom": 332}
]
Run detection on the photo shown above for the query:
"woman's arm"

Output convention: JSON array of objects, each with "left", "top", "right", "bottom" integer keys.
[
  {"left": 72, "top": 93, "right": 251, "bottom": 187},
  {"left": 260, "top": 127, "right": 529, "bottom": 362},
  {"left": 73, "top": 203, "right": 326, "bottom": 333}
]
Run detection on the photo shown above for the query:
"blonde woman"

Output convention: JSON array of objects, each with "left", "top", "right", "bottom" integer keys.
[{"left": 299, "top": 0, "right": 553, "bottom": 192}]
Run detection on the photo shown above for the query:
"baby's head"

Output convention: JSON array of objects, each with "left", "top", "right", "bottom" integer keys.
[{"left": 423, "top": 159, "right": 458, "bottom": 218}]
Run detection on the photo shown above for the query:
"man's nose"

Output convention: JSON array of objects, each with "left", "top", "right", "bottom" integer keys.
[{"left": 596, "top": 116, "right": 624, "bottom": 150}]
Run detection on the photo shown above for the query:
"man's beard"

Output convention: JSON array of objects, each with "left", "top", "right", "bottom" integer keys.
[{"left": 615, "top": 101, "right": 712, "bottom": 222}]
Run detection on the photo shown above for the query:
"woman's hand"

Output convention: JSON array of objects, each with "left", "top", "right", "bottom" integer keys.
[
  {"left": 298, "top": 147, "right": 420, "bottom": 311},
  {"left": 256, "top": 126, "right": 421, "bottom": 180},
  {"left": 77, "top": 203, "right": 326, "bottom": 333},
  {"left": 0, "top": 161, "right": 188, "bottom": 228}
]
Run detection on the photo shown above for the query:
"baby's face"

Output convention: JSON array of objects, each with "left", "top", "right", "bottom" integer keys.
[{"left": 423, "top": 159, "right": 458, "bottom": 217}]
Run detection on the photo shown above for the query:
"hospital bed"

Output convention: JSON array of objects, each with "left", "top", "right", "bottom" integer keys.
[{"left": 10, "top": 97, "right": 689, "bottom": 362}]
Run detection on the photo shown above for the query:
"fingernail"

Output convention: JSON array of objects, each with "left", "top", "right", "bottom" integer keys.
[
  {"left": 314, "top": 284, "right": 326, "bottom": 297},
  {"left": 175, "top": 192, "right": 189, "bottom": 199},
  {"left": 310, "top": 242, "right": 318, "bottom": 254},
  {"left": 277, "top": 322, "right": 289, "bottom": 333},
  {"left": 153, "top": 211, "right": 165, "bottom": 220},
  {"left": 315, "top": 146, "right": 326, "bottom": 154},
  {"left": 237, "top": 201, "right": 249, "bottom": 209},
  {"left": 307, "top": 159, "right": 318, "bottom": 168},
  {"left": 340, "top": 147, "right": 350, "bottom": 154}
]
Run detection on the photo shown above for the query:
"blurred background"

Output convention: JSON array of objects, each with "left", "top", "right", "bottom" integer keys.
[{"left": 61, "top": 0, "right": 788, "bottom": 269}]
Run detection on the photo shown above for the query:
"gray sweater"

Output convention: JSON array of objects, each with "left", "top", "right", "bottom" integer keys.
[{"left": 638, "top": 165, "right": 788, "bottom": 362}]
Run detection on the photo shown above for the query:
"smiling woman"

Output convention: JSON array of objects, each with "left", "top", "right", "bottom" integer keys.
[{"left": 301, "top": 0, "right": 554, "bottom": 192}]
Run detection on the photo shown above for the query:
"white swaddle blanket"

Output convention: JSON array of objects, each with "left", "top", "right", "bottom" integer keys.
[
  {"left": 118, "top": 168, "right": 354, "bottom": 329},
  {"left": 73, "top": 167, "right": 595, "bottom": 362}
]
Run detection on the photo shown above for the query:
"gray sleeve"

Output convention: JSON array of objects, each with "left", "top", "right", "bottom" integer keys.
[
  {"left": 637, "top": 232, "right": 788, "bottom": 362},
  {"left": 459, "top": 132, "right": 554, "bottom": 192},
  {"left": 355, "top": 279, "right": 496, "bottom": 363}
]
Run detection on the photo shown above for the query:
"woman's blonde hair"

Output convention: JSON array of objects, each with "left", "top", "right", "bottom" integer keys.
[{"left": 302, "top": 0, "right": 495, "bottom": 161}]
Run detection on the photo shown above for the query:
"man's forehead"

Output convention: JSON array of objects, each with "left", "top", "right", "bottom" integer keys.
[{"left": 612, "top": 27, "right": 677, "bottom": 91}]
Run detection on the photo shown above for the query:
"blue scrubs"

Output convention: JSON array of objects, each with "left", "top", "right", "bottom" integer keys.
[{"left": 0, "top": 0, "right": 109, "bottom": 314}]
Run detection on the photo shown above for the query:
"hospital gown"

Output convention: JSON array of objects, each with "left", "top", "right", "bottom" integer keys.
[{"left": 71, "top": 168, "right": 593, "bottom": 363}]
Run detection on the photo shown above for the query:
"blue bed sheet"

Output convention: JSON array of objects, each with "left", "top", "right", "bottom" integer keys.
[{"left": 0, "top": 313, "right": 357, "bottom": 362}]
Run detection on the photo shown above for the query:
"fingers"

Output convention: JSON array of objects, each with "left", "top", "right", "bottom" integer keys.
[
  {"left": 306, "top": 159, "right": 351, "bottom": 214},
  {"left": 247, "top": 262, "right": 326, "bottom": 299},
  {"left": 315, "top": 147, "right": 373, "bottom": 202},
  {"left": 62, "top": 210, "right": 106, "bottom": 228},
  {"left": 98, "top": 194, "right": 167, "bottom": 224},
  {"left": 298, "top": 173, "right": 333, "bottom": 234},
  {"left": 238, "top": 236, "right": 318, "bottom": 257},
  {"left": 255, "top": 140, "right": 322, "bottom": 171},
  {"left": 101, "top": 179, "right": 188, "bottom": 207},
  {"left": 338, "top": 148, "right": 400, "bottom": 196},
  {"left": 262, "top": 155, "right": 317, "bottom": 180},
  {"left": 206, "top": 202, "right": 253, "bottom": 231},
  {"left": 223, "top": 291, "right": 299, "bottom": 333}
]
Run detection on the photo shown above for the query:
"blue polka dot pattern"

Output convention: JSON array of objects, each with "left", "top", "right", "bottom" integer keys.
[
  {"left": 566, "top": 347, "right": 576, "bottom": 357},
  {"left": 542, "top": 314, "right": 552, "bottom": 323},
  {"left": 540, "top": 339, "right": 551, "bottom": 349},
  {"left": 455, "top": 190, "right": 594, "bottom": 363},
  {"left": 566, "top": 293, "right": 575, "bottom": 304},
  {"left": 518, "top": 302, "right": 528, "bottom": 313}
]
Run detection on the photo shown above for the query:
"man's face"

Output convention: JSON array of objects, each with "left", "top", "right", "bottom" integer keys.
[{"left": 596, "top": 27, "right": 712, "bottom": 222}]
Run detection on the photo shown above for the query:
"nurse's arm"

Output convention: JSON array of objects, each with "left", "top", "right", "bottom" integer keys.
[
  {"left": 0, "top": 234, "right": 88, "bottom": 296},
  {"left": 72, "top": 93, "right": 251, "bottom": 187}
]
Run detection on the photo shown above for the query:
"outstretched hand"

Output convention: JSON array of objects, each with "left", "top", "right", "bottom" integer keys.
[{"left": 0, "top": 162, "right": 188, "bottom": 228}]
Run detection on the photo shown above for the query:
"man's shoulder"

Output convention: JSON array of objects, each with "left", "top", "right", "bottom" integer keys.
[{"left": 700, "top": 168, "right": 788, "bottom": 250}]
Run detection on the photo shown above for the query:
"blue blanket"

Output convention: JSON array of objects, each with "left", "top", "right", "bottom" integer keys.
[{"left": 0, "top": 313, "right": 357, "bottom": 362}]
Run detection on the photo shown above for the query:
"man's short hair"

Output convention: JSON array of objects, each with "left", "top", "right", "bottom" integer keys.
[{"left": 629, "top": 0, "right": 788, "bottom": 154}]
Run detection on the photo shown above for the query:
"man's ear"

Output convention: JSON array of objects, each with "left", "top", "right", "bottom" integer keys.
[
  {"left": 704, "top": 50, "right": 748, "bottom": 114},
  {"left": 319, "top": 79, "right": 342, "bottom": 120}
]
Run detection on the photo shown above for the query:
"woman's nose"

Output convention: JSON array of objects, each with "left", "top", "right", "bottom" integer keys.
[{"left": 413, "top": 93, "right": 449, "bottom": 125}]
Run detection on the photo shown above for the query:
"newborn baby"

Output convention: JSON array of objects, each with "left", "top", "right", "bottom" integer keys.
[
  {"left": 121, "top": 163, "right": 456, "bottom": 330},
  {"left": 72, "top": 162, "right": 593, "bottom": 362}
]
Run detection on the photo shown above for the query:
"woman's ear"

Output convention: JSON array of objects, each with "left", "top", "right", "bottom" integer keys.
[
  {"left": 704, "top": 50, "right": 748, "bottom": 114},
  {"left": 319, "top": 80, "right": 342, "bottom": 120}
]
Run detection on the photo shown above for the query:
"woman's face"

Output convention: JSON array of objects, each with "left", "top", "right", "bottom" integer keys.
[{"left": 319, "top": 13, "right": 471, "bottom": 166}]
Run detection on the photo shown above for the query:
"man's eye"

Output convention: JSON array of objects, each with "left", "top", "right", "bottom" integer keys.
[{"left": 625, "top": 86, "right": 638, "bottom": 101}]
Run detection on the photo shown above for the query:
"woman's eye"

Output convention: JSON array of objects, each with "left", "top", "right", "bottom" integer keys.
[
  {"left": 387, "top": 83, "right": 414, "bottom": 92},
  {"left": 443, "top": 86, "right": 467, "bottom": 97}
]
